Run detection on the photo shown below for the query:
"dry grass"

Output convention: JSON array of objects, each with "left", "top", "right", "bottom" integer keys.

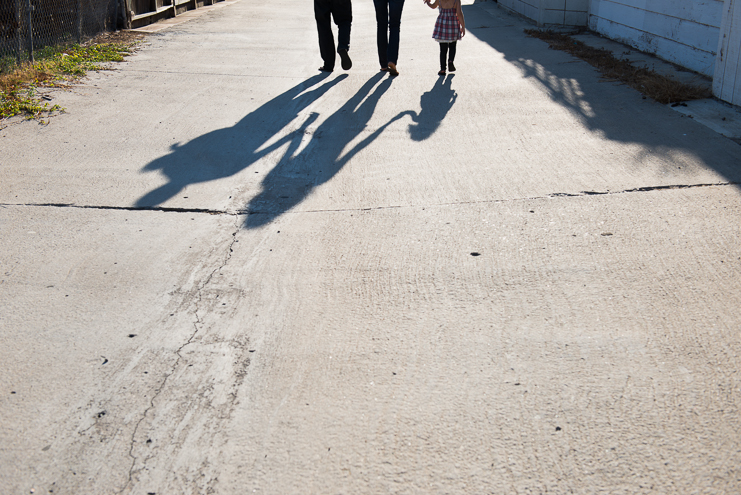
[
  {"left": 525, "top": 30, "right": 711, "bottom": 104},
  {"left": 1, "top": 31, "right": 146, "bottom": 121}
]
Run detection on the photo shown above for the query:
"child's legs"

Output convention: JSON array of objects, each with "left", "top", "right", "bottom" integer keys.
[
  {"left": 448, "top": 41, "right": 457, "bottom": 62},
  {"left": 439, "top": 43, "right": 448, "bottom": 69}
]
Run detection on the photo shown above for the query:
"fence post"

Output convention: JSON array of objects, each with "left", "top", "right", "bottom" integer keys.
[
  {"left": 110, "top": 0, "right": 118, "bottom": 30},
  {"left": 77, "top": 0, "right": 83, "bottom": 42},
  {"left": 26, "top": 0, "right": 33, "bottom": 63},
  {"left": 122, "top": 0, "right": 131, "bottom": 29},
  {"left": 15, "top": 0, "right": 22, "bottom": 63}
]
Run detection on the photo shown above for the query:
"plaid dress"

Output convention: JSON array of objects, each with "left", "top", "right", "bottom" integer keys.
[{"left": 432, "top": 8, "right": 462, "bottom": 42}]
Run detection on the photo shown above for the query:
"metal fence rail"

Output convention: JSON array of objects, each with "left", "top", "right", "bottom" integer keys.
[{"left": 1, "top": 0, "right": 118, "bottom": 67}]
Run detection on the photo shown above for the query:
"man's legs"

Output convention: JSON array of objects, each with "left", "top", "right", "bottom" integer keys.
[
  {"left": 315, "top": 0, "right": 336, "bottom": 70},
  {"left": 333, "top": 0, "right": 352, "bottom": 52},
  {"left": 333, "top": 0, "right": 352, "bottom": 69}
]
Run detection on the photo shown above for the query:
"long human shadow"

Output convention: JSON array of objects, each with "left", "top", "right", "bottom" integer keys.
[
  {"left": 408, "top": 74, "right": 458, "bottom": 141},
  {"left": 463, "top": 3, "right": 741, "bottom": 186},
  {"left": 137, "top": 72, "right": 458, "bottom": 228},
  {"left": 245, "top": 72, "right": 412, "bottom": 228},
  {"left": 135, "top": 73, "right": 347, "bottom": 207}
]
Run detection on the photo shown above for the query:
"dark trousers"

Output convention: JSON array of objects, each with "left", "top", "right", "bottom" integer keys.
[
  {"left": 315, "top": 0, "right": 352, "bottom": 70},
  {"left": 440, "top": 41, "right": 457, "bottom": 69},
  {"left": 373, "top": 0, "right": 405, "bottom": 67}
]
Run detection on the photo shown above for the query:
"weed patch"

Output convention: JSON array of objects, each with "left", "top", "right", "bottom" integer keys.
[
  {"left": 1, "top": 32, "right": 143, "bottom": 122},
  {"left": 525, "top": 30, "right": 711, "bottom": 105}
]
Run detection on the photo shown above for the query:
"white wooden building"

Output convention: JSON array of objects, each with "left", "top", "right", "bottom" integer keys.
[{"left": 496, "top": 0, "right": 741, "bottom": 106}]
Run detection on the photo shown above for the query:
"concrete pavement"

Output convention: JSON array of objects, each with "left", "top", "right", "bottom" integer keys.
[{"left": 2, "top": 0, "right": 741, "bottom": 493}]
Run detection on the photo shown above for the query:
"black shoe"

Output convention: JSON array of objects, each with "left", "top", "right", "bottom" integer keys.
[
  {"left": 318, "top": 65, "right": 333, "bottom": 72},
  {"left": 339, "top": 49, "right": 352, "bottom": 70},
  {"left": 448, "top": 61, "right": 456, "bottom": 72}
]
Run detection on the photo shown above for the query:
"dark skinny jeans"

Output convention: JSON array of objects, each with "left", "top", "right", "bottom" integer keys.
[{"left": 373, "top": 0, "right": 405, "bottom": 67}]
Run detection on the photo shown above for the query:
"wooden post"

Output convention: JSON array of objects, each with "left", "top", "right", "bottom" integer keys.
[
  {"left": 714, "top": 0, "right": 741, "bottom": 105},
  {"left": 15, "top": 0, "right": 22, "bottom": 63},
  {"left": 77, "top": 0, "right": 83, "bottom": 43},
  {"left": 26, "top": 0, "right": 33, "bottom": 64},
  {"left": 122, "top": 0, "right": 131, "bottom": 29}
]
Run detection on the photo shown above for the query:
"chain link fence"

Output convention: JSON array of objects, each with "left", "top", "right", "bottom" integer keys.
[{"left": 1, "top": 0, "right": 119, "bottom": 68}]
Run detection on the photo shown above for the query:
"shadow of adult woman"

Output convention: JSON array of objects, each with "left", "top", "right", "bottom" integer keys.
[
  {"left": 408, "top": 74, "right": 457, "bottom": 142},
  {"left": 135, "top": 73, "right": 346, "bottom": 208},
  {"left": 245, "top": 73, "right": 412, "bottom": 228}
]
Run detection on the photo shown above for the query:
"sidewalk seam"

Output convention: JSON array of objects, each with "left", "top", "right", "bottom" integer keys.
[{"left": 2, "top": 181, "right": 737, "bottom": 217}]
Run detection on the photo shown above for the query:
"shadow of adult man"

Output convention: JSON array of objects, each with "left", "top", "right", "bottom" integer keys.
[{"left": 135, "top": 73, "right": 347, "bottom": 208}]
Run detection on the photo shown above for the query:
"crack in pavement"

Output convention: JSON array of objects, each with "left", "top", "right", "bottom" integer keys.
[
  {"left": 2, "top": 181, "right": 738, "bottom": 220},
  {"left": 118, "top": 215, "right": 240, "bottom": 495},
  {"left": 0, "top": 202, "right": 233, "bottom": 215}
]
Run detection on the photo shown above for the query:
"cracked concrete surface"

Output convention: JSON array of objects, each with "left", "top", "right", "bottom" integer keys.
[
  {"left": 2, "top": 0, "right": 741, "bottom": 493},
  {"left": 2, "top": 180, "right": 741, "bottom": 217}
]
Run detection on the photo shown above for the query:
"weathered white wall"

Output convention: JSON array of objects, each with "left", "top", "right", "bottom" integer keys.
[
  {"left": 498, "top": 0, "right": 589, "bottom": 27},
  {"left": 497, "top": 0, "right": 540, "bottom": 23},
  {"left": 714, "top": 0, "right": 741, "bottom": 104},
  {"left": 588, "top": 0, "right": 724, "bottom": 77}
]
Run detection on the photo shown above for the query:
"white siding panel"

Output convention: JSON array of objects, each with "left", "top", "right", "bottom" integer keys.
[
  {"left": 714, "top": 0, "right": 741, "bottom": 104},
  {"left": 543, "top": 0, "right": 567, "bottom": 8},
  {"left": 524, "top": 3, "right": 539, "bottom": 20},
  {"left": 603, "top": 0, "right": 723, "bottom": 26},
  {"left": 589, "top": 0, "right": 723, "bottom": 76},
  {"left": 499, "top": 0, "right": 589, "bottom": 26},
  {"left": 567, "top": 0, "right": 590, "bottom": 11},
  {"left": 541, "top": 8, "right": 567, "bottom": 24},
  {"left": 498, "top": 0, "right": 539, "bottom": 21},
  {"left": 594, "top": 1, "right": 720, "bottom": 52},
  {"left": 565, "top": 10, "right": 589, "bottom": 25},
  {"left": 590, "top": 17, "right": 719, "bottom": 74}
]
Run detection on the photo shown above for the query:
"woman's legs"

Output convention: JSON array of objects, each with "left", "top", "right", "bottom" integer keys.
[
  {"left": 373, "top": 0, "right": 405, "bottom": 68},
  {"left": 373, "top": 0, "right": 388, "bottom": 68},
  {"left": 387, "top": 0, "right": 405, "bottom": 65}
]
